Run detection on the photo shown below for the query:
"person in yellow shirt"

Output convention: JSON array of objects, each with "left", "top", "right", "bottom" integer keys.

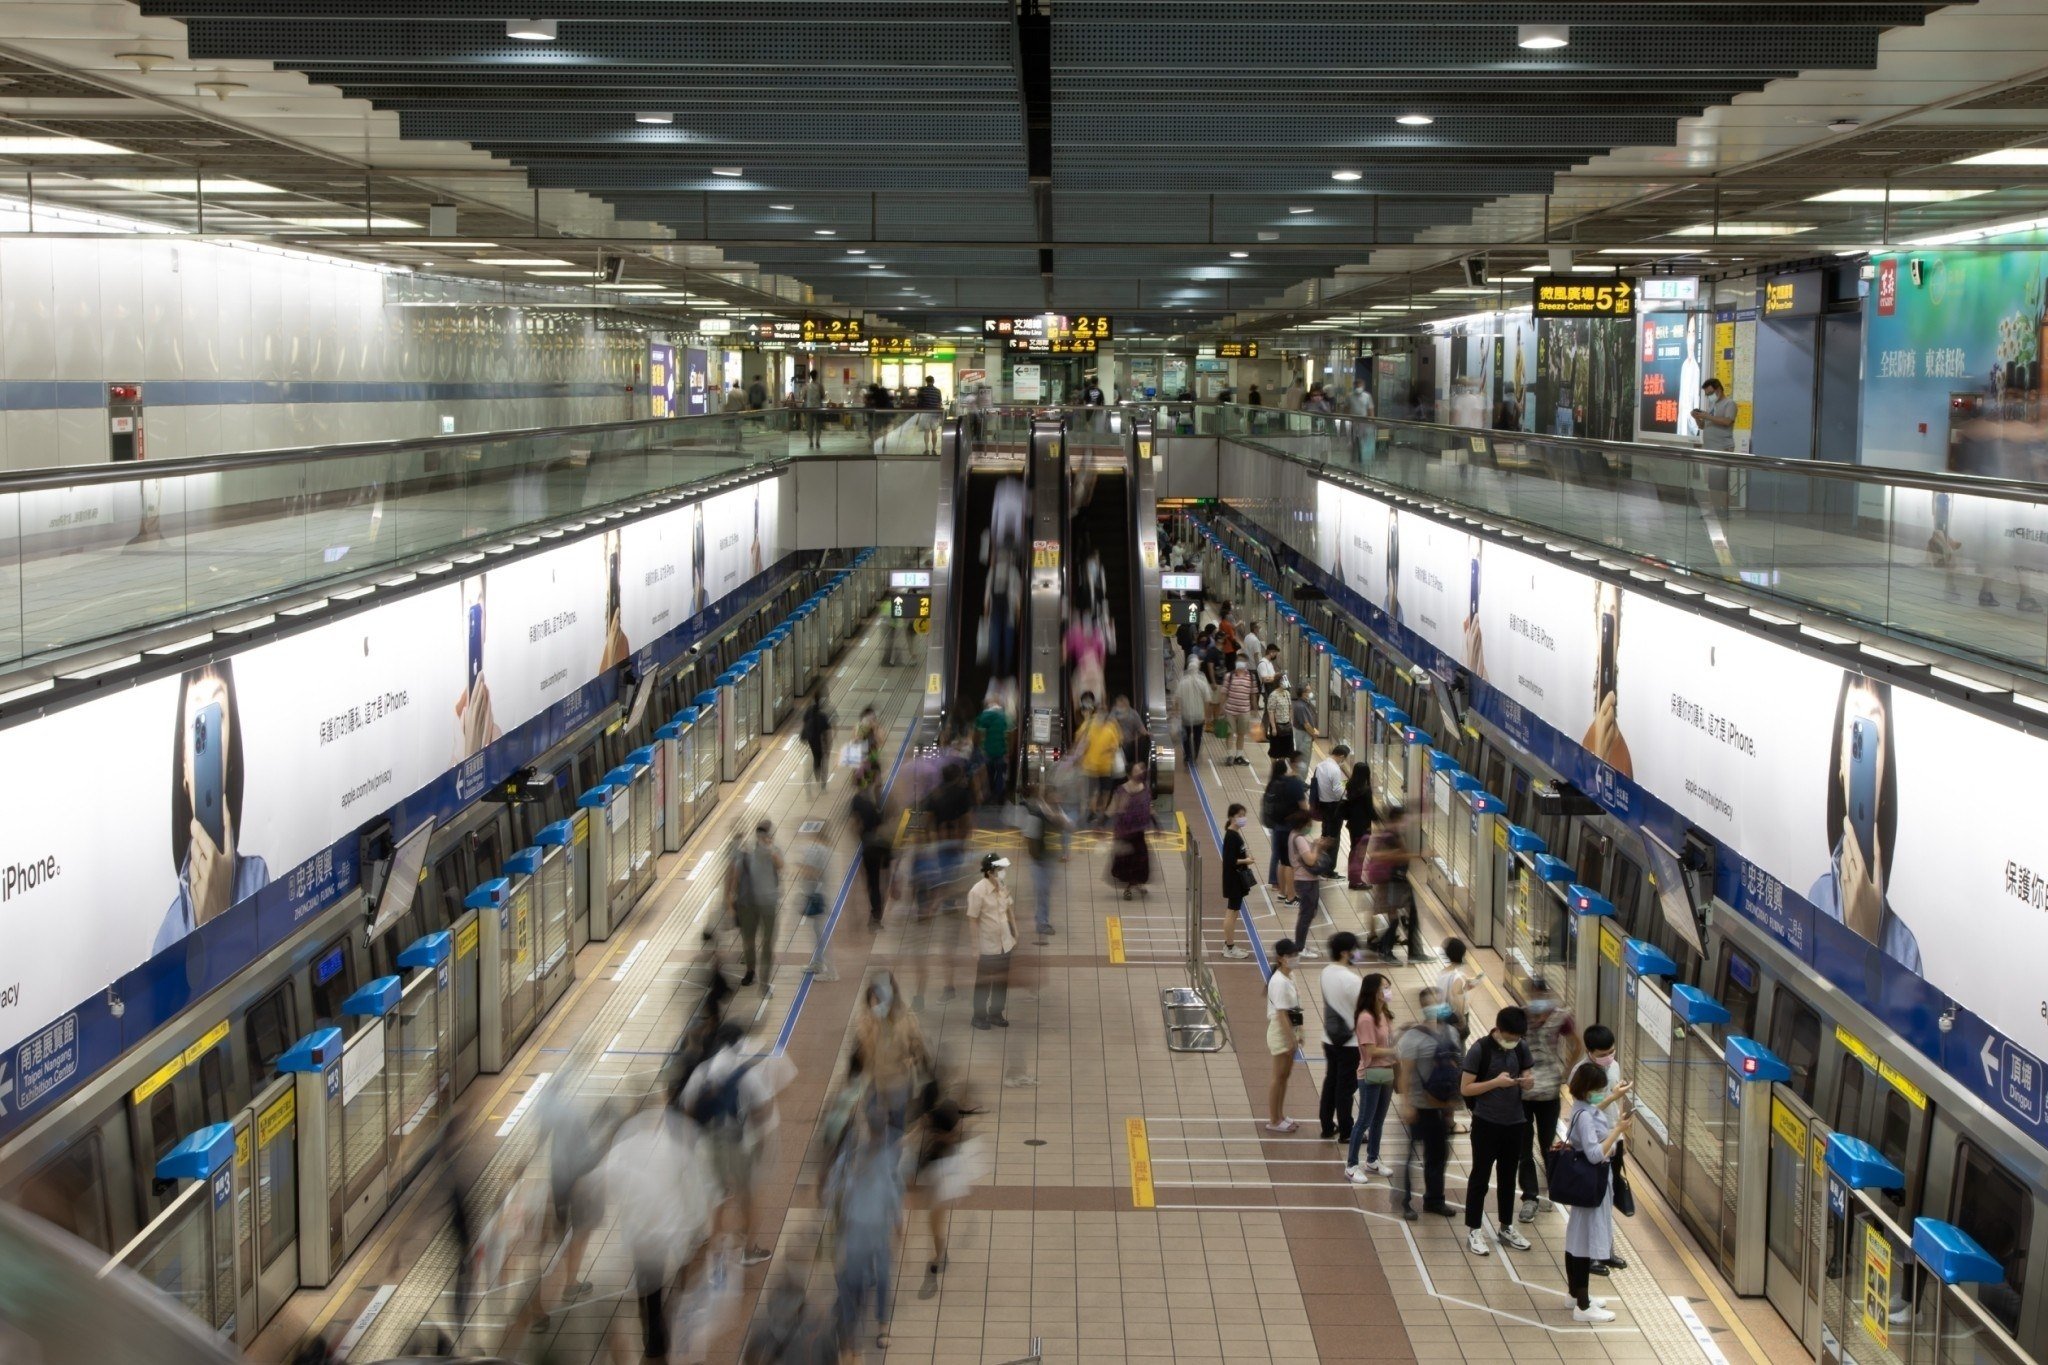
[{"left": 1077, "top": 705, "right": 1123, "bottom": 824}]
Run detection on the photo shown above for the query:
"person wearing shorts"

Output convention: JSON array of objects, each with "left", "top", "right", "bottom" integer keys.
[{"left": 1265, "top": 939, "right": 1304, "bottom": 1132}]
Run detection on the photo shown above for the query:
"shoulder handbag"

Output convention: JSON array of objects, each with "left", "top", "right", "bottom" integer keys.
[
  {"left": 1611, "top": 1156, "right": 1636, "bottom": 1217},
  {"left": 1544, "top": 1111, "right": 1612, "bottom": 1209}
]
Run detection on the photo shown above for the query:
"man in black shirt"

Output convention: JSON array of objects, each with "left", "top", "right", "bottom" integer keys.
[{"left": 1459, "top": 1006, "right": 1535, "bottom": 1256}]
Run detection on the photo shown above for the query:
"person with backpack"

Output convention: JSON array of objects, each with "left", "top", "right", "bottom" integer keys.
[
  {"left": 1460, "top": 1005, "right": 1536, "bottom": 1256},
  {"left": 800, "top": 689, "right": 832, "bottom": 790},
  {"left": 1317, "top": 931, "right": 1364, "bottom": 1141},
  {"left": 731, "top": 821, "right": 784, "bottom": 989},
  {"left": 1260, "top": 759, "right": 1307, "bottom": 902},
  {"left": 1393, "top": 986, "right": 1461, "bottom": 1219},
  {"left": 679, "top": 1019, "right": 785, "bottom": 1268}
]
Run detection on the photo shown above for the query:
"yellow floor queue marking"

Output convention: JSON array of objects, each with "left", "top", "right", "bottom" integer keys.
[
  {"left": 1106, "top": 915, "right": 1126, "bottom": 964},
  {"left": 1126, "top": 1117, "right": 1155, "bottom": 1209}
]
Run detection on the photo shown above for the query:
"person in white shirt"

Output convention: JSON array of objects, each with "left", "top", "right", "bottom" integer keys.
[
  {"left": 1175, "top": 657, "right": 1213, "bottom": 765},
  {"left": 1265, "top": 939, "right": 1305, "bottom": 1133},
  {"left": 1312, "top": 744, "right": 1352, "bottom": 849},
  {"left": 1240, "top": 623, "right": 1264, "bottom": 668},
  {"left": 1257, "top": 646, "right": 1280, "bottom": 697},
  {"left": 966, "top": 853, "right": 1019, "bottom": 1028},
  {"left": 1318, "top": 932, "right": 1365, "bottom": 1141}
]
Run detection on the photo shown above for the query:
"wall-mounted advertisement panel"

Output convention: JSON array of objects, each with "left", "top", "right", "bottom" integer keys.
[
  {"left": 0, "top": 472, "right": 791, "bottom": 1062},
  {"left": 1636, "top": 311, "right": 1707, "bottom": 440},
  {"left": 1230, "top": 469, "right": 2048, "bottom": 1153}
]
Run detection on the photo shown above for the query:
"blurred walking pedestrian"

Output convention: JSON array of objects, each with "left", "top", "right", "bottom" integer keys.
[
  {"left": 828, "top": 1106, "right": 905, "bottom": 1353},
  {"left": 731, "top": 821, "right": 784, "bottom": 990},
  {"left": 1107, "top": 768, "right": 1154, "bottom": 899}
]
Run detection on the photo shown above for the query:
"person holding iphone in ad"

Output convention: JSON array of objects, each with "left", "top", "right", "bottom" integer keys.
[
  {"left": 1809, "top": 675, "right": 1922, "bottom": 970},
  {"left": 599, "top": 530, "right": 633, "bottom": 672},
  {"left": 1580, "top": 582, "right": 1633, "bottom": 777},
  {"left": 155, "top": 661, "right": 271, "bottom": 953},
  {"left": 1462, "top": 550, "right": 1487, "bottom": 678},
  {"left": 454, "top": 576, "right": 501, "bottom": 761}
]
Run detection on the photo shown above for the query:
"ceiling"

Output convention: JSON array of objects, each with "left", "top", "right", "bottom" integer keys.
[{"left": 3, "top": 0, "right": 2048, "bottom": 340}]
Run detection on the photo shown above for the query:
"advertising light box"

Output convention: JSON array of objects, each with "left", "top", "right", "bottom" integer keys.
[
  {"left": 0, "top": 473, "right": 790, "bottom": 1062},
  {"left": 1291, "top": 469, "right": 2048, "bottom": 1067}
]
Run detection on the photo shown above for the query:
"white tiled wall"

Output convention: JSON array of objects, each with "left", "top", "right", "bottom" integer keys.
[{"left": 0, "top": 236, "right": 649, "bottom": 469}]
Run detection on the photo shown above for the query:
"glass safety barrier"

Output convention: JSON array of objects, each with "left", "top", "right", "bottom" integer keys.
[{"left": 1192, "top": 401, "right": 2048, "bottom": 677}]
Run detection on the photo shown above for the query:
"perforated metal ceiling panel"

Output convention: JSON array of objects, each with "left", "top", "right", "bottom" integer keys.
[{"left": 109, "top": 0, "right": 1993, "bottom": 331}]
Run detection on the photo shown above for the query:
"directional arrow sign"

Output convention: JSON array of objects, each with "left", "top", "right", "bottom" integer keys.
[
  {"left": 1983, "top": 1035, "right": 2001, "bottom": 1088},
  {"left": 0, "top": 1058, "right": 12, "bottom": 1118}
]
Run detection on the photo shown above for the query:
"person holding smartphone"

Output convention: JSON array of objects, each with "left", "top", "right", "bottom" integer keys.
[
  {"left": 454, "top": 577, "right": 501, "bottom": 760},
  {"left": 599, "top": 532, "right": 632, "bottom": 671},
  {"left": 1808, "top": 675, "right": 1922, "bottom": 969},
  {"left": 1264, "top": 939, "right": 1306, "bottom": 1133},
  {"left": 1463, "top": 553, "right": 1487, "bottom": 678},
  {"left": 1580, "top": 582, "right": 1634, "bottom": 777},
  {"left": 156, "top": 662, "right": 272, "bottom": 953}
]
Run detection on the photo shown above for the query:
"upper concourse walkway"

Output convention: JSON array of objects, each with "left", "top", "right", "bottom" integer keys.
[
  {"left": 1198, "top": 402, "right": 2048, "bottom": 681},
  {"left": 8, "top": 400, "right": 2044, "bottom": 684}
]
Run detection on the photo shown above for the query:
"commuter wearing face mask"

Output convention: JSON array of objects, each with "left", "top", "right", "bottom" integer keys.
[
  {"left": 1393, "top": 987, "right": 1463, "bottom": 1220},
  {"left": 966, "top": 853, "right": 1018, "bottom": 1029},
  {"left": 1317, "top": 931, "right": 1364, "bottom": 1142},
  {"left": 854, "top": 970, "right": 928, "bottom": 1132},
  {"left": 1218, "top": 803, "right": 1254, "bottom": 960},
  {"left": 1345, "top": 971, "right": 1399, "bottom": 1184}
]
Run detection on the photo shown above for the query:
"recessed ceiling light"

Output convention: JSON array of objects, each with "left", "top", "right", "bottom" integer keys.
[
  {"left": 1229, "top": 250, "right": 1249, "bottom": 258},
  {"left": 1806, "top": 187, "right": 1989, "bottom": 204},
  {"left": 97, "top": 176, "right": 285, "bottom": 195},
  {"left": 1396, "top": 113, "right": 1434, "bottom": 127},
  {"left": 1596, "top": 248, "right": 1701, "bottom": 255},
  {"left": 1517, "top": 23, "right": 1569, "bottom": 48},
  {"left": 398, "top": 240, "right": 493, "bottom": 248},
  {"left": 180, "top": 139, "right": 231, "bottom": 148},
  {"left": 1258, "top": 231, "right": 1279, "bottom": 241},
  {"left": 506, "top": 18, "right": 557, "bottom": 40},
  {"left": 1288, "top": 206, "right": 1315, "bottom": 214},
  {"left": 1331, "top": 170, "right": 1362, "bottom": 182},
  {"left": 813, "top": 228, "right": 836, "bottom": 235},
  {"left": 475, "top": 256, "right": 571, "bottom": 265},
  {"left": 711, "top": 167, "right": 743, "bottom": 177},
  {"left": 846, "top": 248, "right": 866, "bottom": 255},
  {"left": 1670, "top": 222, "right": 1813, "bottom": 237},
  {"left": 1956, "top": 147, "right": 2048, "bottom": 166},
  {"left": 280, "top": 216, "right": 420, "bottom": 229},
  {"left": 635, "top": 112, "right": 673, "bottom": 125},
  {"left": 769, "top": 202, "right": 795, "bottom": 210},
  {"left": 0, "top": 136, "right": 130, "bottom": 155},
  {"left": 867, "top": 262, "right": 886, "bottom": 269},
  {"left": 527, "top": 269, "right": 605, "bottom": 277}
]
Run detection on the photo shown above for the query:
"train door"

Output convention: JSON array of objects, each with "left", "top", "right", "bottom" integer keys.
[
  {"left": 1830, "top": 1027, "right": 1930, "bottom": 1224},
  {"left": 1761, "top": 988, "right": 1826, "bottom": 1339},
  {"left": 244, "top": 1078, "right": 298, "bottom": 1336}
]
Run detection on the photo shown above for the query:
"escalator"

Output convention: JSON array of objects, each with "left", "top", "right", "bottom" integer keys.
[
  {"left": 1066, "top": 462, "right": 1135, "bottom": 713},
  {"left": 948, "top": 462, "right": 1029, "bottom": 729}
]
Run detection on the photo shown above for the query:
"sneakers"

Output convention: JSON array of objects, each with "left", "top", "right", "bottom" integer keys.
[
  {"left": 1498, "top": 1226, "right": 1532, "bottom": 1252},
  {"left": 740, "top": 1246, "right": 774, "bottom": 1266},
  {"left": 1221, "top": 944, "right": 1251, "bottom": 960},
  {"left": 1422, "top": 1202, "right": 1459, "bottom": 1218},
  {"left": 1364, "top": 1160, "right": 1392, "bottom": 1176},
  {"left": 1518, "top": 1198, "right": 1541, "bottom": 1223},
  {"left": 1399, "top": 1205, "right": 1420, "bottom": 1221},
  {"left": 1344, "top": 1166, "right": 1370, "bottom": 1185},
  {"left": 1263, "top": 1118, "right": 1299, "bottom": 1134},
  {"left": 1572, "top": 1304, "right": 1617, "bottom": 1324},
  {"left": 1467, "top": 1228, "right": 1491, "bottom": 1256}
]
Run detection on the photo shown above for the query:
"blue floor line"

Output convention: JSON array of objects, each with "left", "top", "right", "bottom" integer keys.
[
  {"left": 772, "top": 715, "right": 920, "bottom": 1056},
  {"left": 1186, "top": 752, "right": 1274, "bottom": 981}
]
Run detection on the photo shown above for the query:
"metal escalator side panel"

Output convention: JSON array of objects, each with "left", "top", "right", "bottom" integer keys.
[
  {"left": 1129, "top": 421, "right": 1174, "bottom": 803},
  {"left": 921, "top": 416, "right": 961, "bottom": 729},
  {"left": 1026, "top": 419, "right": 1068, "bottom": 759}
]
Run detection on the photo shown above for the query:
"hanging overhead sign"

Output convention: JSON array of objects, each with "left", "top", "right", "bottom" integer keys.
[
  {"left": 800, "top": 316, "right": 863, "bottom": 344},
  {"left": 1762, "top": 272, "right": 1823, "bottom": 320},
  {"left": 1532, "top": 278, "right": 1636, "bottom": 318},
  {"left": 983, "top": 314, "right": 1115, "bottom": 344},
  {"left": 1216, "top": 340, "right": 1261, "bottom": 358},
  {"left": 870, "top": 336, "right": 924, "bottom": 356},
  {"left": 1639, "top": 277, "right": 1700, "bottom": 306}
]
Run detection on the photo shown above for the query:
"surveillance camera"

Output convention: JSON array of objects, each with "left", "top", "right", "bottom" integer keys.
[
  {"left": 1909, "top": 258, "right": 1925, "bottom": 287},
  {"left": 1939, "top": 1005, "right": 1957, "bottom": 1034}
]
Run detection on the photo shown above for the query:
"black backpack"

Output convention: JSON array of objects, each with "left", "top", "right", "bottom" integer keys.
[
  {"left": 1421, "top": 1028, "right": 1464, "bottom": 1104},
  {"left": 688, "top": 1059, "right": 756, "bottom": 1129},
  {"left": 1461, "top": 1034, "right": 1531, "bottom": 1109}
]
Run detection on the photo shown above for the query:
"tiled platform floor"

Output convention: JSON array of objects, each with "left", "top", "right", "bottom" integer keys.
[{"left": 254, "top": 626, "right": 1805, "bottom": 1365}]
